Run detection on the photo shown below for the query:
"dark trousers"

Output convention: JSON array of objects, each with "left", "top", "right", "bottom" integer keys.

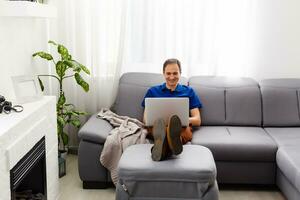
[{"left": 147, "top": 125, "right": 193, "bottom": 145}]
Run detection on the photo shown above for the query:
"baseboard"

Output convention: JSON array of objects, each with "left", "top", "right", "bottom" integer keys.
[
  {"left": 83, "top": 181, "right": 114, "bottom": 189},
  {"left": 67, "top": 146, "right": 78, "bottom": 155}
]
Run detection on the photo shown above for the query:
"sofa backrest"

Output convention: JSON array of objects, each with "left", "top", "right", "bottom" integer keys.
[
  {"left": 189, "top": 76, "right": 262, "bottom": 126},
  {"left": 114, "top": 72, "right": 188, "bottom": 121},
  {"left": 260, "top": 79, "right": 300, "bottom": 127}
]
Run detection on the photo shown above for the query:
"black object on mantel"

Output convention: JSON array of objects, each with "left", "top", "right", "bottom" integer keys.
[{"left": 0, "top": 95, "right": 23, "bottom": 114}]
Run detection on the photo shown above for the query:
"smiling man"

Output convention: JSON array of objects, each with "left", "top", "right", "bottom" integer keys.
[{"left": 141, "top": 58, "right": 202, "bottom": 161}]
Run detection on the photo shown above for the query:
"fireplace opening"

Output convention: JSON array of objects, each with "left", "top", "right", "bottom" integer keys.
[{"left": 10, "top": 136, "right": 47, "bottom": 200}]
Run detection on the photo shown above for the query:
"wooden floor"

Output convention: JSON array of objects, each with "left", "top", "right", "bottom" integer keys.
[{"left": 58, "top": 155, "right": 286, "bottom": 200}]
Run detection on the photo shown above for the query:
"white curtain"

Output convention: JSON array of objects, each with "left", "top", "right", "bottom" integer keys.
[
  {"left": 48, "top": 0, "right": 126, "bottom": 112},
  {"left": 122, "top": 0, "right": 300, "bottom": 79},
  {"left": 121, "top": 0, "right": 256, "bottom": 77},
  {"left": 47, "top": 0, "right": 300, "bottom": 111}
]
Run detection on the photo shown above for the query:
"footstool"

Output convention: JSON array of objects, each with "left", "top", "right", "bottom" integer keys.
[{"left": 116, "top": 144, "right": 219, "bottom": 200}]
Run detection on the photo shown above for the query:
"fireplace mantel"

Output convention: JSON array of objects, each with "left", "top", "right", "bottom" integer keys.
[{"left": 0, "top": 96, "right": 59, "bottom": 200}]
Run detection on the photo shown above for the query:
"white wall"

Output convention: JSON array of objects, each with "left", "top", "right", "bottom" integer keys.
[
  {"left": 0, "top": 17, "right": 49, "bottom": 100},
  {"left": 248, "top": 0, "right": 300, "bottom": 80}
]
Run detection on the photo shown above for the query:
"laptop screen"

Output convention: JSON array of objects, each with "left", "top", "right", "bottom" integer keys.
[{"left": 144, "top": 97, "right": 189, "bottom": 127}]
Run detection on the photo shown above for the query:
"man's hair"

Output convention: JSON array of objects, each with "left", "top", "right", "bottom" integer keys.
[{"left": 163, "top": 58, "right": 182, "bottom": 74}]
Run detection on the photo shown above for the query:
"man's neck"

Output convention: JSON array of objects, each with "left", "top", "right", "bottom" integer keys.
[{"left": 166, "top": 83, "right": 178, "bottom": 91}]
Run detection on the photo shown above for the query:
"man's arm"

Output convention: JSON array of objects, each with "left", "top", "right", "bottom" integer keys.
[
  {"left": 143, "top": 111, "right": 146, "bottom": 124},
  {"left": 189, "top": 108, "right": 201, "bottom": 126}
]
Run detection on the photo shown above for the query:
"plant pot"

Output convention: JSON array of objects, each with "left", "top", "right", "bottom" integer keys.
[
  {"left": 58, "top": 157, "right": 66, "bottom": 178},
  {"left": 58, "top": 150, "right": 67, "bottom": 160}
]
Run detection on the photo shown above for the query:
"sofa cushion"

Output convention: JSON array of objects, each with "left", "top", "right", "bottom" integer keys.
[
  {"left": 191, "top": 126, "right": 277, "bottom": 162},
  {"left": 78, "top": 114, "right": 113, "bottom": 144},
  {"left": 189, "top": 76, "right": 262, "bottom": 126},
  {"left": 114, "top": 72, "right": 187, "bottom": 122},
  {"left": 265, "top": 128, "right": 300, "bottom": 147},
  {"left": 260, "top": 79, "right": 300, "bottom": 127},
  {"left": 277, "top": 146, "right": 300, "bottom": 193},
  {"left": 190, "top": 86, "right": 225, "bottom": 125}
]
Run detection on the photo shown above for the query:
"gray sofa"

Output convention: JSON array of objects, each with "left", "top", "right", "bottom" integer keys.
[
  {"left": 260, "top": 79, "right": 300, "bottom": 200},
  {"left": 78, "top": 73, "right": 300, "bottom": 200}
]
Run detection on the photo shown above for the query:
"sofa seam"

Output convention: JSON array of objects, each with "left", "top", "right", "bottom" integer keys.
[
  {"left": 260, "top": 86, "right": 300, "bottom": 90},
  {"left": 259, "top": 84, "right": 264, "bottom": 127},
  {"left": 224, "top": 90, "right": 227, "bottom": 122},
  {"left": 296, "top": 90, "right": 300, "bottom": 121},
  {"left": 190, "top": 84, "right": 259, "bottom": 89}
]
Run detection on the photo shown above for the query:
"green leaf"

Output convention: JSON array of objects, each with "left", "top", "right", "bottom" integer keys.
[
  {"left": 38, "top": 77, "right": 44, "bottom": 91},
  {"left": 63, "top": 60, "right": 81, "bottom": 72},
  {"left": 58, "top": 92, "right": 66, "bottom": 106},
  {"left": 57, "top": 126, "right": 63, "bottom": 146},
  {"left": 62, "top": 107, "right": 72, "bottom": 114},
  {"left": 58, "top": 44, "right": 69, "bottom": 60},
  {"left": 57, "top": 116, "right": 66, "bottom": 127},
  {"left": 73, "top": 110, "right": 88, "bottom": 115},
  {"left": 57, "top": 126, "right": 62, "bottom": 136},
  {"left": 61, "top": 132, "right": 69, "bottom": 146},
  {"left": 56, "top": 61, "right": 67, "bottom": 77},
  {"left": 74, "top": 60, "right": 90, "bottom": 75},
  {"left": 71, "top": 119, "right": 81, "bottom": 128},
  {"left": 65, "top": 111, "right": 78, "bottom": 117},
  {"left": 71, "top": 111, "right": 79, "bottom": 116},
  {"left": 32, "top": 51, "right": 53, "bottom": 60},
  {"left": 48, "top": 40, "right": 57, "bottom": 45},
  {"left": 79, "top": 64, "right": 90, "bottom": 75},
  {"left": 65, "top": 103, "right": 75, "bottom": 107},
  {"left": 74, "top": 73, "right": 89, "bottom": 92}
]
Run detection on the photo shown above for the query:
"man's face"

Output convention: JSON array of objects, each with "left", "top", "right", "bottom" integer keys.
[{"left": 163, "top": 63, "right": 181, "bottom": 89}]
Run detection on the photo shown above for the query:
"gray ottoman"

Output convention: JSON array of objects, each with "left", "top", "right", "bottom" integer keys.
[{"left": 116, "top": 144, "right": 219, "bottom": 200}]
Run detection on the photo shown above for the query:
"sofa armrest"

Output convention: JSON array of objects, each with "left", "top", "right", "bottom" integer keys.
[{"left": 78, "top": 114, "right": 113, "bottom": 144}]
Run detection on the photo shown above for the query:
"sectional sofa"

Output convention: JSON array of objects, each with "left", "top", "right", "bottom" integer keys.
[{"left": 78, "top": 72, "right": 300, "bottom": 200}]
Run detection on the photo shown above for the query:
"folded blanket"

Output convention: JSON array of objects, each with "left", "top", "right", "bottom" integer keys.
[{"left": 98, "top": 108, "right": 149, "bottom": 185}]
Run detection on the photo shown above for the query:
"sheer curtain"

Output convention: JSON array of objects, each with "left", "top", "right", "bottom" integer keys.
[
  {"left": 49, "top": 0, "right": 126, "bottom": 112},
  {"left": 121, "top": 0, "right": 256, "bottom": 77},
  {"left": 122, "top": 0, "right": 300, "bottom": 79},
  {"left": 47, "top": 0, "right": 300, "bottom": 111}
]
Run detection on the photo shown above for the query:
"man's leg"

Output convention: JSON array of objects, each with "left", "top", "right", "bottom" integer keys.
[
  {"left": 167, "top": 115, "right": 183, "bottom": 155},
  {"left": 180, "top": 126, "right": 193, "bottom": 144},
  {"left": 151, "top": 118, "right": 169, "bottom": 161}
]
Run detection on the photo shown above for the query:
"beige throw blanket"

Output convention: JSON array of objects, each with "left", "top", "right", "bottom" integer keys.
[{"left": 98, "top": 108, "right": 149, "bottom": 185}]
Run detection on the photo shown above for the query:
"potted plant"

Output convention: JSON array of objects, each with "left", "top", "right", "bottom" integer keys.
[{"left": 32, "top": 40, "right": 90, "bottom": 157}]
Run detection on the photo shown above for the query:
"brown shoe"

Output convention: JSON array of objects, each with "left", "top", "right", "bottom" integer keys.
[
  {"left": 151, "top": 118, "right": 168, "bottom": 161},
  {"left": 167, "top": 115, "right": 183, "bottom": 155}
]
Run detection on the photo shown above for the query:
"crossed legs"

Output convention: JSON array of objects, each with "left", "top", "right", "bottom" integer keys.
[{"left": 150, "top": 115, "right": 192, "bottom": 161}]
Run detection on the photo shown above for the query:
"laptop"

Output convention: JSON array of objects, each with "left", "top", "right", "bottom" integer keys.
[{"left": 144, "top": 97, "right": 189, "bottom": 127}]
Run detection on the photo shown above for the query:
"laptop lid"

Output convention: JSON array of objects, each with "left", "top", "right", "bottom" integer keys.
[{"left": 145, "top": 97, "right": 189, "bottom": 127}]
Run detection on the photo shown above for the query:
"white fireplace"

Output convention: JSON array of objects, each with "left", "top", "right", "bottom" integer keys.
[{"left": 0, "top": 96, "right": 59, "bottom": 200}]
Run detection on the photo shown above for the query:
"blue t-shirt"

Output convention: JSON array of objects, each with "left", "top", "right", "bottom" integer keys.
[{"left": 141, "top": 83, "right": 202, "bottom": 110}]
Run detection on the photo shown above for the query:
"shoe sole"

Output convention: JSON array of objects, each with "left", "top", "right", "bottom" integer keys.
[
  {"left": 167, "top": 115, "right": 183, "bottom": 155},
  {"left": 151, "top": 119, "right": 166, "bottom": 161}
]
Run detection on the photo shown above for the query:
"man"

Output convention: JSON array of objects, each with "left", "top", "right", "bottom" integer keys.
[{"left": 141, "top": 58, "right": 202, "bottom": 161}]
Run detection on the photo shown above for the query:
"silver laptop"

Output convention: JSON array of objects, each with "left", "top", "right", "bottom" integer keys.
[{"left": 145, "top": 97, "right": 189, "bottom": 127}]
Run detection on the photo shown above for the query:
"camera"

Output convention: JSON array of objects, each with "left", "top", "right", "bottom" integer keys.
[{"left": 0, "top": 95, "right": 12, "bottom": 114}]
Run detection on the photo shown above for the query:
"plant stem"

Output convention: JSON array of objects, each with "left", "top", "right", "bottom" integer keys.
[
  {"left": 62, "top": 74, "right": 75, "bottom": 80},
  {"left": 58, "top": 74, "right": 65, "bottom": 151},
  {"left": 38, "top": 74, "right": 60, "bottom": 82}
]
